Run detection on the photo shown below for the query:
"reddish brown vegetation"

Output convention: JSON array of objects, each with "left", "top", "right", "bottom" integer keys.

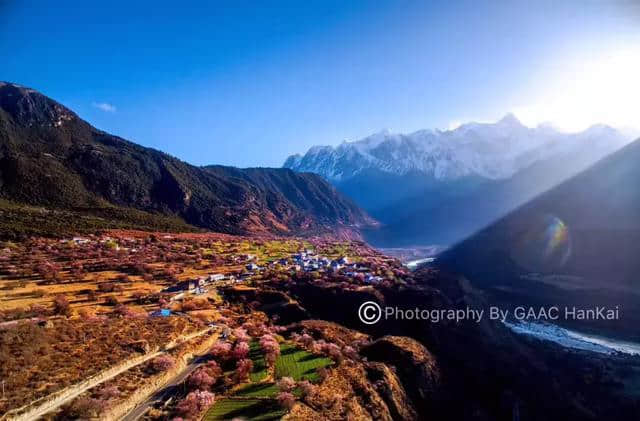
[{"left": 0, "top": 317, "right": 198, "bottom": 413}]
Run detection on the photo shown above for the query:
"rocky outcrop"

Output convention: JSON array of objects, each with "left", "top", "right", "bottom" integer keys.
[
  {"left": 361, "top": 336, "right": 440, "bottom": 415},
  {"left": 285, "top": 361, "right": 417, "bottom": 421},
  {"left": 365, "top": 362, "right": 418, "bottom": 421},
  {"left": 288, "top": 319, "right": 371, "bottom": 348}
]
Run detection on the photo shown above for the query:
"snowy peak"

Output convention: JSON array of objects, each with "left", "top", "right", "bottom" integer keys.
[
  {"left": 283, "top": 115, "right": 631, "bottom": 182},
  {"left": 282, "top": 153, "right": 302, "bottom": 169},
  {"left": 497, "top": 112, "right": 523, "bottom": 128}
]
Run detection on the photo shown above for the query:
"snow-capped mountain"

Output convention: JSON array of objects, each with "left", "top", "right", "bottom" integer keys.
[
  {"left": 283, "top": 114, "right": 633, "bottom": 247},
  {"left": 283, "top": 114, "right": 630, "bottom": 182}
]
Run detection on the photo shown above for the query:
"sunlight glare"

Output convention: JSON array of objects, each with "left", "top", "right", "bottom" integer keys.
[{"left": 514, "top": 48, "right": 640, "bottom": 132}]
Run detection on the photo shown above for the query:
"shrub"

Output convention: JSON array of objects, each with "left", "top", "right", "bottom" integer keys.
[
  {"left": 277, "top": 376, "right": 296, "bottom": 393},
  {"left": 259, "top": 334, "right": 280, "bottom": 368},
  {"left": 187, "top": 368, "right": 216, "bottom": 391},
  {"left": 61, "top": 397, "right": 108, "bottom": 418},
  {"left": 317, "top": 367, "right": 329, "bottom": 381},
  {"left": 98, "top": 385, "right": 120, "bottom": 400},
  {"left": 232, "top": 341, "right": 250, "bottom": 360},
  {"left": 235, "top": 358, "right": 253, "bottom": 382},
  {"left": 202, "top": 360, "right": 222, "bottom": 378},
  {"left": 151, "top": 355, "right": 175, "bottom": 373},
  {"left": 53, "top": 295, "right": 71, "bottom": 316},
  {"left": 276, "top": 392, "right": 296, "bottom": 410},
  {"left": 176, "top": 390, "right": 215, "bottom": 418},
  {"left": 300, "top": 333, "right": 314, "bottom": 348},
  {"left": 342, "top": 346, "right": 358, "bottom": 360},
  {"left": 325, "top": 343, "right": 343, "bottom": 362},
  {"left": 98, "top": 282, "right": 116, "bottom": 293},
  {"left": 30, "top": 303, "right": 48, "bottom": 317},
  {"left": 105, "top": 296, "right": 119, "bottom": 306},
  {"left": 210, "top": 341, "right": 232, "bottom": 360},
  {"left": 113, "top": 304, "right": 138, "bottom": 318},
  {"left": 297, "top": 380, "right": 316, "bottom": 398},
  {"left": 233, "top": 327, "right": 250, "bottom": 342}
]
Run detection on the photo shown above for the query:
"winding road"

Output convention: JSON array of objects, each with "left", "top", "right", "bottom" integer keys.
[
  {"left": 121, "top": 344, "right": 216, "bottom": 420},
  {"left": 0, "top": 327, "right": 214, "bottom": 421}
]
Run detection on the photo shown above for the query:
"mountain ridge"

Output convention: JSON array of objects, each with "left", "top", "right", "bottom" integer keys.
[
  {"left": 284, "top": 114, "right": 629, "bottom": 182},
  {"left": 0, "top": 81, "right": 374, "bottom": 237},
  {"left": 284, "top": 114, "right": 631, "bottom": 246}
]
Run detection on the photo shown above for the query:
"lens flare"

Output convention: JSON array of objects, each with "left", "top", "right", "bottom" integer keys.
[
  {"left": 511, "top": 214, "right": 572, "bottom": 271},
  {"left": 544, "top": 217, "right": 570, "bottom": 264}
]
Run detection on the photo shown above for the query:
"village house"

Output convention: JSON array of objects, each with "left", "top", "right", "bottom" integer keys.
[
  {"left": 150, "top": 309, "right": 172, "bottom": 317},
  {"left": 194, "top": 285, "right": 207, "bottom": 295},
  {"left": 330, "top": 261, "right": 343, "bottom": 271},
  {"left": 365, "top": 275, "right": 383, "bottom": 284},
  {"left": 170, "top": 292, "right": 185, "bottom": 301},
  {"left": 246, "top": 263, "right": 260, "bottom": 271},
  {"left": 163, "top": 278, "right": 205, "bottom": 293},
  {"left": 306, "top": 262, "right": 320, "bottom": 271}
]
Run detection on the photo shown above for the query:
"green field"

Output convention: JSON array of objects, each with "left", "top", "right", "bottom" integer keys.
[
  {"left": 275, "top": 343, "right": 333, "bottom": 382},
  {"left": 203, "top": 398, "right": 285, "bottom": 421},
  {"left": 235, "top": 382, "right": 280, "bottom": 398},
  {"left": 249, "top": 341, "right": 268, "bottom": 382},
  {"left": 205, "top": 342, "right": 333, "bottom": 420}
]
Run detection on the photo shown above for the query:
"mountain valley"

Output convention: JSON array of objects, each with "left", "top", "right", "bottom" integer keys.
[{"left": 285, "top": 116, "right": 631, "bottom": 246}]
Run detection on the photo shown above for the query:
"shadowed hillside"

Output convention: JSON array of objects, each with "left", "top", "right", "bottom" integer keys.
[
  {"left": 439, "top": 138, "right": 640, "bottom": 340},
  {"left": 0, "top": 82, "right": 373, "bottom": 237},
  {"left": 285, "top": 117, "right": 629, "bottom": 247}
]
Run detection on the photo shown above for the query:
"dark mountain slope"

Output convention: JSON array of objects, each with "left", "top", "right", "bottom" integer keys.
[
  {"left": 0, "top": 82, "right": 373, "bottom": 236},
  {"left": 203, "top": 166, "right": 369, "bottom": 227},
  {"left": 440, "top": 137, "right": 640, "bottom": 280},
  {"left": 438, "top": 137, "right": 640, "bottom": 339},
  {"left": 335, "top": 168, "right": 488, "bottom": 218},
  {"left": 364, "top": 140, "right": 621, "bottom": 247}
]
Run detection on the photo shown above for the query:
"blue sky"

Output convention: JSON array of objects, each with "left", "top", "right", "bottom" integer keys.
[{"left": 2, "top": 1, "right": 639, "bottom": 167}]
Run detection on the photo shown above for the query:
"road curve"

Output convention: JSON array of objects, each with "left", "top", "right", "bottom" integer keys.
[
  {"left": 0, "top": 328, "right": 212, "bottom": 421},
  {"left": 121, "top": 353, "right": 212, "bottom": 421}
]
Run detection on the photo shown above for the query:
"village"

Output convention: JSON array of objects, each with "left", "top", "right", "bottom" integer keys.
[
  {"left": 0, "top": 230, "right": 411, "bottom": 420},
  {"left": 162, "top": 248, "right": 386, "bottom": 302},
  {"left": 0, "top": 231, "right": 404, "bottom": 325}
]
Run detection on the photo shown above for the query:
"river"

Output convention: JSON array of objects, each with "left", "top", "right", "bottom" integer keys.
[
  {"left": 504, "top": 321, "right": 640, "bottom": 356},
  {"left": 405, "top": 257, "right": 435, "bottom": 270}
]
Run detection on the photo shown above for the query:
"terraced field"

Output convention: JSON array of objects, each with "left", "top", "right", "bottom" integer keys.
[
  {"left": 275, "top": 343, "right": 333, "bottom": 382},
  {"left": 204, "top": 398, "right": 285, "bottom": 421},
  {"left": 205, "top": 341, "right": 333, "bottom": 420},
  {"left": 249, "top": 340, "right": 268, "bottom": 382}
]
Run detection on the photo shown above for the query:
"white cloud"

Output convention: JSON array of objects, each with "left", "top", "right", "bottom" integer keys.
[{"left": 92, "top": 102, "right": 116, "bottom": 113}]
